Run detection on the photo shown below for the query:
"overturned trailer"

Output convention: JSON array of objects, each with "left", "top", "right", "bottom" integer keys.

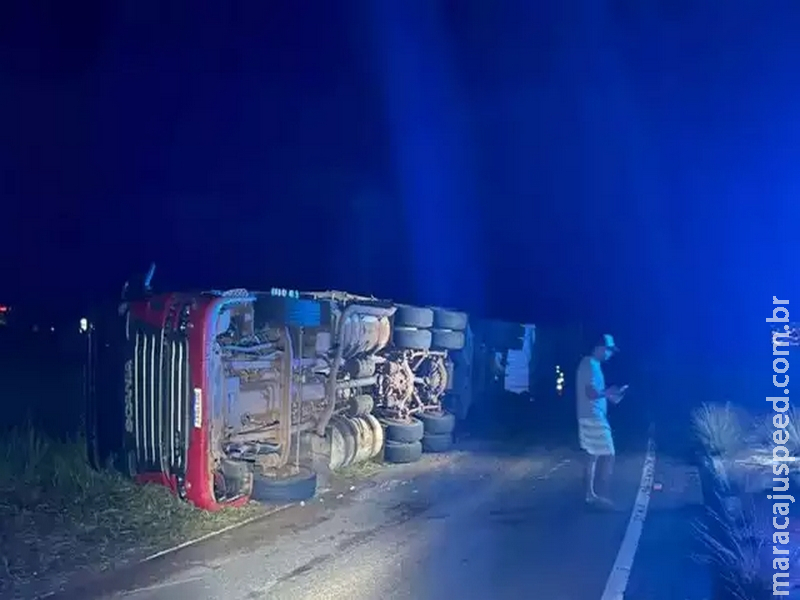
[
  {"left": 86, "top": 267, "right": 470, "bottom": 510},
  {"left": 445, "top": 319, "right": 536, "bottom": 421}
]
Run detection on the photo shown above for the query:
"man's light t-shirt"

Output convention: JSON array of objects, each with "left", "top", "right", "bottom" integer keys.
[{"left": 576, "top": 356, "right": 606, "bottom": 420}]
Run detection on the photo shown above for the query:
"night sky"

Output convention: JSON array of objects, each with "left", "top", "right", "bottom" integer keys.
[{"left": 2, "top": 1, "right": 797, "bottom": 361}]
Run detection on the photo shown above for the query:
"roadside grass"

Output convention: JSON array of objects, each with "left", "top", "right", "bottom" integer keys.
[
  {"left": 0, "top": 429, "right": 267, "bottom": 597},
  {"left": 757, "top": 404, "right": 800, "bottom": 456},
  {"left": 335, "top": 458, "right": 384, "bottom": 481},
  {"left": 695, "top": 495, "right": 772, "bottom": 600},
  {"left": 691, "top": 401, "right": 744, "bottom": 458},
  {"left": 692, "top": 402, "right": 799, "bottom": 600}
]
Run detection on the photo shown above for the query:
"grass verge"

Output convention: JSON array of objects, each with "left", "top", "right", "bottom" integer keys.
[
  {"left": 335, "top": 458, "right": 384, "bottom": 481},
  {"left": 691, "top": 401, "right": 744, "bottom": 458},
  {"left": 695, "top": 495, "right": 772, "bottom": 599},
  {"left": 693, "top": 402, "right": 800, "bottom": 599},
  {"left": 0, "top": 429, "right": 267, "bottom": 598}
]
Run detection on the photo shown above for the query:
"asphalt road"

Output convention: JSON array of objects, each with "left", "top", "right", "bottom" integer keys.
[{"left": 54, "top": 439, "right": 705, "bottom": 600}]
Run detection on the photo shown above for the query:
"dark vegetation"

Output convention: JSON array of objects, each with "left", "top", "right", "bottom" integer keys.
[
  {"left": 693, "top": 401, "right": 800, "bottom": 599},
  {"left": 0, "top": 327, "right": 265, "bottom": 599}
]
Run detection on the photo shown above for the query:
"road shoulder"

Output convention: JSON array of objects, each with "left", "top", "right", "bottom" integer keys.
[{"left": 623, "top": 455, "right": 712, "bottom": 600}]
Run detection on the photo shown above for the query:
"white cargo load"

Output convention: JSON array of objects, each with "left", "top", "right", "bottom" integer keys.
[{"left": 502, "top": 324, "right": 535, "bottom": 394}]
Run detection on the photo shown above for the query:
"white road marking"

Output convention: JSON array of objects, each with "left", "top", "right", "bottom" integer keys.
[
  {"left": 139, "top": 504, "right": 291, "bottom": 563},
  {"left": 600, "top": 437, "right": 657, "bottom": 600},
  {"left": 535, "top": 458, "right": 571, "bottom": 480},
  {"left": 120, "top": 575, "right": 206, "bottom": 597}
]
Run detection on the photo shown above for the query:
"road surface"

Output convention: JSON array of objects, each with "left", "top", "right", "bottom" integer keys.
[{"left": 52, "top": 439, "right": 709, "bottom": 600}]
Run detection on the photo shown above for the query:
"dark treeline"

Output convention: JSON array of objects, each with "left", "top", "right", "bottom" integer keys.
[{"left": 0, "top": 326, "right": 87, "bottom": 438}]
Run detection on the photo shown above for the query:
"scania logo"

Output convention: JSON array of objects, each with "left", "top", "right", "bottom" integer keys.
[{"left": 124, "top": 359, "right": 134, "bottom": 434}]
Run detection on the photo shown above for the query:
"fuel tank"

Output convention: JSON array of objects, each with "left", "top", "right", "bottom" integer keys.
[{"left": 339, "top": 313, "right": 391, "bottom": 358}]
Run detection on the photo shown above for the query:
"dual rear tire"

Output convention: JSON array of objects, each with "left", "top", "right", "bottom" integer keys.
[
  {"left": 382, "top": 417, "right": 424, "bottom": 463},
  {"left": 393, "top": 307, "right": 468, "bottom": 351},
  {"left": 418, "top": 411, "right": 456, "bottom": 453},
  {"left": 381, "top": 410, "right": 457, "bottom": 462}
]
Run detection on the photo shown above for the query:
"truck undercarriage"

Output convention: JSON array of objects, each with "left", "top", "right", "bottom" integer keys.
[{"left": 207, "top": 292, "right": 467, "bottom": 503}]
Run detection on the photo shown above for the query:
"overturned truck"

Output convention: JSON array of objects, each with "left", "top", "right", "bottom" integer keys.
[{"left": 86, "top": 270, "right": 472, "bottom": 510}]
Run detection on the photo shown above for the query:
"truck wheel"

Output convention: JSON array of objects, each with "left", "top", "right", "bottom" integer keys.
[
  {"left": 431, "top": 329, "right": 465, "bottom": 351},
  {"left": 363, "top": 413, "right": 385, "bottom": 459},
  {"left": 418, "top": 410, "right": 456, "bottom": 435},
  {"left": 382, "top": 417, "right": 424, "bottom": 443},
  {"left": 433, "top": 309, "right": 468, "bottom": 331},
  {"left": 393, "top": 327, "right": 432, "bottom": 350},
  {"left": 251, "top": 466, "right": 318, "bottom": 503},
  {"left": 330, "top": 415, "right": 358, "bottom": 467},
  {"left": 394, "top": 305, "right": 434, "bottom": 328},
  {"left": 384, "top": 440, "right": 423, "bottom": 464},
  {"left": 421, "top": 433, "right": 453, "bottom": 453}
]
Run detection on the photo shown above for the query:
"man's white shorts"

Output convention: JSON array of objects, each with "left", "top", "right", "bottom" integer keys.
[{"left": 578, "top": 417, "right": 615, "bottom": 456}]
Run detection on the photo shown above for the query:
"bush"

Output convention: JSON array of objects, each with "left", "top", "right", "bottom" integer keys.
[
  {"left": 691, "top": 402, "right": 744, "bottom": 458},
  {"left": 695, "top": 496, "right": 772, "bottom": 600},
  {"left": 756, "top": 405, "right": 800, "bottom": 457},
  {"left": 693, "top": 402, "right": 792, "bottom": 600}
]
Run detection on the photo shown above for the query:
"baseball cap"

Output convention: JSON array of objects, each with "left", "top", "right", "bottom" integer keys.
[{"left": 602, "top": 334, "right": 619, "bottom": 353}]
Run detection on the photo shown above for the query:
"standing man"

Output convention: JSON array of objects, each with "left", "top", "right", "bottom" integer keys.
[{"left": 576, "top": 334, "right": 627, "bottom": 508}]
